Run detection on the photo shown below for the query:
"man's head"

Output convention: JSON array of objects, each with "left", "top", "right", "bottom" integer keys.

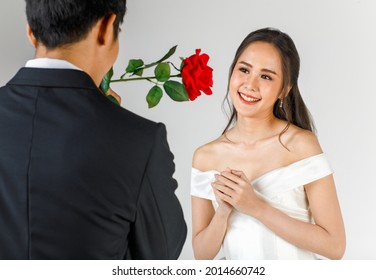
[{"left": 25, "top": 0, "right": 127, "bottom": 49}]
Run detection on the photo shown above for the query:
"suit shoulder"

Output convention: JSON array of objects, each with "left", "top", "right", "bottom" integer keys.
[
  {"left": 119, "top": 107, "right": 157, "bottom": 126},
  {"left": 111, "top": 105, "right": 161, "bottom": 134}
]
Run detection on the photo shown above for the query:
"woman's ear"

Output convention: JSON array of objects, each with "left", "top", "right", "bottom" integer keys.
[
  {"left": 26, "top": 23, "right": 37, "bottom": 48},
  {"left": 97, "top": 14, "right": 117, "bottom": 46}
]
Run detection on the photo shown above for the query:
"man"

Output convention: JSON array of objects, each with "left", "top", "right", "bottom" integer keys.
[{"left": 0, "top": 0, "right": 186, "bottom": 259}]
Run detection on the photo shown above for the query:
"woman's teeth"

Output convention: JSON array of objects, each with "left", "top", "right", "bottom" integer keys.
[{"left": 240, "top": 93, "right": 260, "bottom": 102}]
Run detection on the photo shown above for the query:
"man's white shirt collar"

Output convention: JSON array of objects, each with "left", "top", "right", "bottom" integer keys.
[{"left": 25, "top": 58, "right": 82, "bottom": 71}]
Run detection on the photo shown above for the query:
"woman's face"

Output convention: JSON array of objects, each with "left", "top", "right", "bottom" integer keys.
[{"left": 229, "top": 41, "right": 284, "bottom": 119}]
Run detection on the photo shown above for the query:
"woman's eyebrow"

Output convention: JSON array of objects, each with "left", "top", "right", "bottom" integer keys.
[{"left": 239, "top": 61, "right": 278, "bottom": 76}]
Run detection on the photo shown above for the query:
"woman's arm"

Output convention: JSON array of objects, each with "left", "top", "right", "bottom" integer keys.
[
  {"left": 191, "top": 197, "right": 231, "bottom": 259},
  {"left": 191, "top": 145, "right": 233, "bottom": 259}
]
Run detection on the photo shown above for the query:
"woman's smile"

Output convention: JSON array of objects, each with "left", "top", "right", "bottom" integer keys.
[{"left": 238, "top": 91, "right": 261, "bottom": 104}]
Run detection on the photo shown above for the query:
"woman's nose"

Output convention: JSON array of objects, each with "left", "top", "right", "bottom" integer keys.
[{"left": 244, "top": 74, "right": 258, "bottom": 92}]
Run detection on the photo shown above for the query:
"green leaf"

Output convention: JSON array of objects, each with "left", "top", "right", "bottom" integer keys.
[
  {"left": 134, "top": 68, "right": 144, "bottom": 77},
  {"left": 125, "top": 59, "right": 144, "bottom": 73},
  {"left": 154, "top": 63, "right": 171, "bottom": 82},
  {"left": 100, "top": 67, "right": 114, "bottom": 94},
  {"left": 144, "top": 45, "right": 178, "bottom": 69},
  {"left": 106, "top": 94, "right": 120, "bottom": 105},
  {"left": 146, "top": 85, "right": 163, "bottom": 108},
  {"left": 163, "top": 80, "right": 189, "bottom": 102},
  {"left": 157, "top": 45, "right": 178, "bottom": 62}
]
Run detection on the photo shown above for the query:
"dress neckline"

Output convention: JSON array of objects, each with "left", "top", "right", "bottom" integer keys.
[{"left": 192, "top": 153, "right": 326, "bottom": 183}]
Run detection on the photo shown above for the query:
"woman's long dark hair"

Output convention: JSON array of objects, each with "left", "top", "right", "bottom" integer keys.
[{"left": 222, "top": 28, "right": 315, "bottom": 143}]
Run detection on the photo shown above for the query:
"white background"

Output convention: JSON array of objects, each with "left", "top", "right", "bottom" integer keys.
[{"left": 1, "top": 0, "right": 375, "bottom": 259}]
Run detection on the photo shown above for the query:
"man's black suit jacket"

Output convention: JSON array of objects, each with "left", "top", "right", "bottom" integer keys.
[{"left": 0, "top": 68, "right": 187, "bottom": 259}]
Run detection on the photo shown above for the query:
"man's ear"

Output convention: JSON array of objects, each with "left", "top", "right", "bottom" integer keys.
[
  {"left": 97, "top": 14, "right": 117, "bottom": 46},
  {"left": 26, "top": 23, "right": 37, "bottom": 48}
]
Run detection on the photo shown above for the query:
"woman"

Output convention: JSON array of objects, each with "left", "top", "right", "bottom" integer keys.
[{"left": 191, "top": 28, "right": 346, "bottom": 260}]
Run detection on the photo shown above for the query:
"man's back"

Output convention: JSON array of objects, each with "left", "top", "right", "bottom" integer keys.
[{"left": 0, "top": 68, "right": 186, "bottom": 259}]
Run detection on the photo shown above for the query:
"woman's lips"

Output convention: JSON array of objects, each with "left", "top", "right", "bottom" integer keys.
[{"left": 238, "top": 92, "right": 261, "bottom": 104}]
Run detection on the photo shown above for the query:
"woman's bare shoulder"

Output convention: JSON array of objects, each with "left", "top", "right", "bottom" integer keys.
[
  {"left": 192, "top": 135, "right": 228, "bottom": 171},
  {"left": 284, "top": 124, "right": 323, "bottom": 159}
]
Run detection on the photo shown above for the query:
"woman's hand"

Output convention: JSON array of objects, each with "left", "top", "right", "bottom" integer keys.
[
  {"left": 212, "top": 169, "right": 264, "bottom": 217},
  {"left": 211, "top": 168, "right": 233, "bottom": 217},
  {"left": 212, "top": 185, "right": 233, "bottom": 217}
]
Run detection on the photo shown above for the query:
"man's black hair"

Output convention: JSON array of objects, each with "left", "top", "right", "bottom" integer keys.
[{"left": 25, "top": 0, "right": 127, "bottom": 49}]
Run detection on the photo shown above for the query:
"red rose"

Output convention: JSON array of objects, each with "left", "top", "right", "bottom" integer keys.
[{"left": 181, "top": 49, "right": 213, "bottom": 101}]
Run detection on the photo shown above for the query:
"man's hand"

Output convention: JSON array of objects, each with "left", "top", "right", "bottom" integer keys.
[{"left": 107, "top": 88, "right": 121, "bottom": 104}]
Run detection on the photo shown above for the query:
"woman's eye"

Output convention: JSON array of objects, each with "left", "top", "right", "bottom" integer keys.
[
  {"left": 261, "top": 74, "right": 272, "bottom": 80},
  {"left": 239, "top": 67, "right": 249, "bottom": 74}
]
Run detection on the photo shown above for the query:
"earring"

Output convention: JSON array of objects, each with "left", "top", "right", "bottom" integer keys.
[{"left": 279, "top": 99, "right": 283, "bottom": 108}]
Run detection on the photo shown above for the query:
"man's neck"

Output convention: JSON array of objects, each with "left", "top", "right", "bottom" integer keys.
[
  {"left": 34, "top": 42, "right": 103, "bottom": 86},
  {"left": 35, "top": 44, "right": 86, "bottom": 70}
]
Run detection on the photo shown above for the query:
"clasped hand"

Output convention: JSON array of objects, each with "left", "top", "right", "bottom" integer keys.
[{"left": 211, "top": 168, "right": 263, "bottom": 217}]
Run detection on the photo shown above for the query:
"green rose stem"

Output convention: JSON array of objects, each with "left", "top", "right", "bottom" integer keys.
[{"left": 110, "top": 74, "right": 182, "bottom": 83}]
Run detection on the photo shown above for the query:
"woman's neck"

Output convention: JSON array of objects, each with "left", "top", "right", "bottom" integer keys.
[{"left": 228, "top": 114, "right": 284, "bottom": 145}]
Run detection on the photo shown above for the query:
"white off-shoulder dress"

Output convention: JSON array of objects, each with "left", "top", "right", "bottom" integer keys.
[{"left": 191, "top": 153, "right": 333, "bottom": 259}]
